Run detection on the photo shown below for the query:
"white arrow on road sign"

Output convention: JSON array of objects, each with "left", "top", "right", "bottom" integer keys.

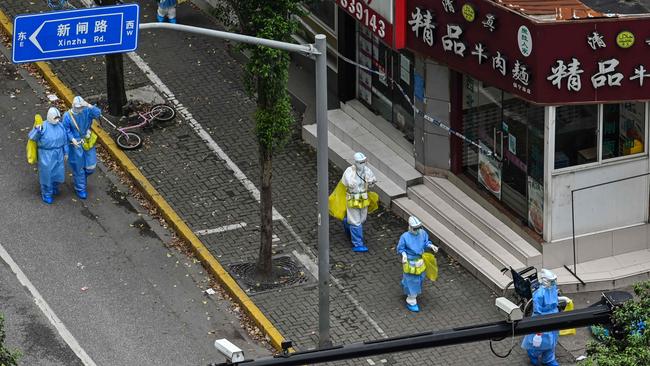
[{"left": 28, "top": 22, "right": 45, "bottom": 53}]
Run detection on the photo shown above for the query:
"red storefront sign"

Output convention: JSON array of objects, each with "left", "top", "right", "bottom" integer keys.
[
  {"left": 336, "top": 0, "right": 393, "bottom": 45},
  {"left": 336, "top": 0, "right": 407, "bottom": 49},
  {"left": 406, "top": 0, "right": 650, "bottom": 104}
]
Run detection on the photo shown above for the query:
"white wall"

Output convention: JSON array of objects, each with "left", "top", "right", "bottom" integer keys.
[{"left": 550, "top": 157, "right": 650, "bottom": 241}]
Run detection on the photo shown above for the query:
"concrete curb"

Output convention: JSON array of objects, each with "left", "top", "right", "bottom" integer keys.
[{"left": 0, "top": 10, "right": 286, "bottom": 351}]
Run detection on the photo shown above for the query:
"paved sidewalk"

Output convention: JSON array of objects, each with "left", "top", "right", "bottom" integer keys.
[{"left": 1, "top": 1, "right": 586, "bottom": 364}]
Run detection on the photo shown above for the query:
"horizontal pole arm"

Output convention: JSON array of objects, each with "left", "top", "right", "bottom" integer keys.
[
  {"left": 139, "top": 23, "right": 319, "bottom": 55},
  {"left": 219, "top": 304, "right": 614, "bottom": 366}
]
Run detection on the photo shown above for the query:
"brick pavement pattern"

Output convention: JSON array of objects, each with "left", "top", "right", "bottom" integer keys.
[{"left": 1, "top": 1, "right": 577, "bottom": 365}]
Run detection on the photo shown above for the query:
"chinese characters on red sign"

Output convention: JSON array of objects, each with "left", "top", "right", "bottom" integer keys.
[{"left": 405, "top": 0, "right": 650, "bottom": 104}]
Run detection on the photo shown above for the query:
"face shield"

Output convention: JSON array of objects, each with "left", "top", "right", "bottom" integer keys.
[
  {"left": 72, "top": 96, "right": 85, "bottom": 114},
  {"left": 408, "top": 216, "right": 422, "bottom": 234},
  {"left": 408, "top": 225, "right": 421, "bottom": 235},
  {"left": 353, "top": 152, "right": 367, "bottom": 173},
  {"left": 539, "top": 269, "right": 557, "bottom": 289},
  {"left": 46, "top": 107, "right": 61, "bottom": 124},
  {"left": 354, "top": 160, "right": 366, "bottom": 172}
]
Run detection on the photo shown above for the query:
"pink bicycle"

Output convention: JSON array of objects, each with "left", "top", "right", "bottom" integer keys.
[{"left": 100, "top": 104, "right": 176, "bottom": 150}]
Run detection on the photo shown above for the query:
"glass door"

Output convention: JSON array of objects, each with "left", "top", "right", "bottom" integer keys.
[
  {"left": 461, "top": 75, "right": 546, "bottom": 233},
  {"left": 500, "top": 95, "right": 529, "bottom": 219},
  {"left": 463, "top": 79, "right": 504, "bottom": 199}
]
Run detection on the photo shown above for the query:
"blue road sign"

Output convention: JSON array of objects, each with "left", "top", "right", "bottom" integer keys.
[{"left": 12, "top": 4, "right": 139, "bottom": 64}]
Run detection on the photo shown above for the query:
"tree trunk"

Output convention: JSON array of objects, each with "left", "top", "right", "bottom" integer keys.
[{"left": 256, "top": 143, "right": 274, "bottom": 277}]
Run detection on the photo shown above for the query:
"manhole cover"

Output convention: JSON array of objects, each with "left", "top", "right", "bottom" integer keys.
[{"left": 228, "top": 255, "right": 311, "bottom": 294}]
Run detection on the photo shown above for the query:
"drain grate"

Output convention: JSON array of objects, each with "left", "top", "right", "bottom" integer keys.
[{"left": 228, "top": 255, "right": 311, "bottom": 294}]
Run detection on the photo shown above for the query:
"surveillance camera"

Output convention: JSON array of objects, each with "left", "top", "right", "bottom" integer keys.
[
  {"left": 495, "top": 297, "right": 523, "bottom": 322},
  {"left": 214, "top": 339, "right": 245, "bottom": 363}
]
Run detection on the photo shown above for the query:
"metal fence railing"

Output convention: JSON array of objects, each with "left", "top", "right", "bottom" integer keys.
[{"left": 568, "top": 172, "right": 650, "bottom": 285}]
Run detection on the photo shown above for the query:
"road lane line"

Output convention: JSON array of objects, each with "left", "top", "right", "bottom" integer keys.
[
  {"left": 194, "top": 222, "right": 247, "bottom": 236},
  {"left": 0, "top": 243, "right": 98, "bottom": 366}
]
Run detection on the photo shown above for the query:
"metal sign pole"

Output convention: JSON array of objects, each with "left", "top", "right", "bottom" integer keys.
[{"left": 314, "top": 34, "right": 330, "bottom": 348}]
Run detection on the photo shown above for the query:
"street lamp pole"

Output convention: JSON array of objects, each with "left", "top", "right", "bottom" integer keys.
[
  {"left": 314, "top": 34, "right": 330, "bottom": 348},
  {"left": 138, "top": 23, "right": 330, "bottom": 347}
]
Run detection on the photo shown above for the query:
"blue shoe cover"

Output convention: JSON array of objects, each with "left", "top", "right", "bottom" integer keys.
[
  {"left": 42, "top": 194, "right": 53, "bottom": 204},
  {"left": 169, "top": 18, "right": 177, "bottom": 24},
  {"left": 406, "top": 304, "right": 420, "bottom": 312},
  {"left": 53, "top": 186, "right": 60, "bottom": 196},
  {"left": 76, "top": 190, "right": 88, "bottom": 200},
  {"left": 156, "top": 15, "right": 165, "bottom": 22},
  {"left": 352, "top": 246, "right": 368, "bottom": 253}
]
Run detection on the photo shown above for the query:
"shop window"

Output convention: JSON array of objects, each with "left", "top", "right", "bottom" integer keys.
[
  {"left": 461, "top": 76, "right": 503, "bottom": 174},
  {"left": 554, "top": 105, "right": 598, "bottom": 169},
  {"left": 304, "top": 0, "right": 336, "bottom": 30},
  {"left": 602, "top": 102, "right": 645, "bottom": 160}
]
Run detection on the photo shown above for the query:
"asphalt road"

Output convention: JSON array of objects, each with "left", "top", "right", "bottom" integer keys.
[{"left": 0, "top": 43, "right": 268, "bottom": 365}]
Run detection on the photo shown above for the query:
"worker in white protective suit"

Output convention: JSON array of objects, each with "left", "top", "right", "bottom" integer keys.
[{"left": 341, "top": 152, "right": 376, "bottom": 252}]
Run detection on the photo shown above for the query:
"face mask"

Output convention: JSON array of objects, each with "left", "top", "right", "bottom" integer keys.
[
  {"left": 355, "top": 161, "right": 366, "bottom": 172},
  {"left": 73, "top": 107, "right": 83, "bottom": 114},
  {"left": 408, "top": 226, "right": 420, "bottom": 235},
  {"left": 49, "top": 118, "right": 60, "bottom": 124}
]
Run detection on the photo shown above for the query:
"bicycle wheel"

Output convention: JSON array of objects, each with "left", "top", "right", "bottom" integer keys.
[
  {"left": 523, "top": 298, "right": 534, "bottom": 317},
  {"left": 47, "top": 0, "right": 66, "bottom": 10},
  {"left": 150, "top": 104, "right": 176, "bottom": 122},
  {"left": 116, "top": 132, "right": 143, "bottom": 150}
]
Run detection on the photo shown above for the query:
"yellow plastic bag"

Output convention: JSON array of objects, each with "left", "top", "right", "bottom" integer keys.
[
  {"left": 82, "top": 123, "right": 98, "bottom": 151},
  {"left": 559, "top": 298, "right": 576, "bottom": 336},
  {"left": 328, "top": 181, "right": 347, "bottom": 221},
  {"left": 368, "top": 191, "right": 379, "bottom": 214},
  {"left": 422, "top": 252, "right": 438, "bottom": 281},
  {"left": 26, "top": 114, "right": 43, "bottom": 165},
  {"left": 328, "top": 181, "right": 380, "bottom": 220}
]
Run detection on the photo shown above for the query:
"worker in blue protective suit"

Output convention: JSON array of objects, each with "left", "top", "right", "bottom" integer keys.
[
  {"left": 521, "top": 269, "right": 560, "bottom": 366},
  {"left": 157, "top": 0, "right": 177, "bottom": 23},
  {"left": 396, "top": 216, "right": 439, "bottom": 312},
  {"left": 28, "top": 107, "right": 68, "bottom": 204},
  {"left": 62, "top": 96, "right": 101, "bottom": 200},
  {"left": 341, "top": 152, "right": 377, "bottom": 252}
]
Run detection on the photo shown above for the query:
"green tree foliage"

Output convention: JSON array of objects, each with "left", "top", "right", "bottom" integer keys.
[
  {"left": 584, "top": 280, "right": 650, "bottom": 366},
  {"left": 0, "top": 314, "right": 20, "bottom": 366},
  {"left": 217, "top": 1, "right": 302, "bottom": 276}
]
